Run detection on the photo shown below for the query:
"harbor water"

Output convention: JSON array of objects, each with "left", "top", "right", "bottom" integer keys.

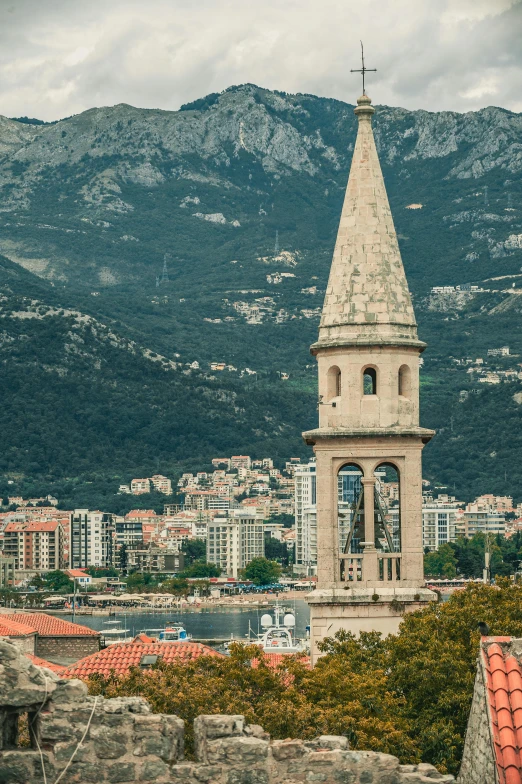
[{"left": 60, "top": 600, "right": 311, "bottom": 643}]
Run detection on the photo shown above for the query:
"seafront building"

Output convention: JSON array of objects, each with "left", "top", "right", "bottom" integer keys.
[
  {"left": 3, "top": 520, "right": 66, "bottom": 571},
  {"left": 294, "top": 461, "right": 317, "bottom": 575},
  {"left": 69, "top": 510, "right": 114, "bottom": 569},
  {"left": 206, "top": 510, "right": 264, "bottom": 579},
  {"left": 456, "top": 509, "right": 506, "bottom": 538},
  {"left": 422, "top": 502, "right": 459, "bottom": 551}
]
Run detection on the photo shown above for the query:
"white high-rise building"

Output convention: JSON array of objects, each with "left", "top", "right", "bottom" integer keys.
[
  {"left": 206, "top": 510, "right": 264, "bottom": 578},
  {"left": 422, "top": 503, "right": 459, "bottom": 551},
  {"left": 294, "top": 461, "right": 317, "bottom": 575},
  {"left": 70, "top": 510, "right": 115, "bottom": 568}
]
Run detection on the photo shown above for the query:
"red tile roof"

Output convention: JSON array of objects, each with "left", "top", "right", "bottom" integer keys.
[
  {"left": 0, "top": 618, "right": 37, "bottom": 637},
  {"left": 483, "top": 638, "right": 522, "bottom": 784},
  {"left": 5, "top": 520, "right": 62, "bottom": 533},
  {"left": 2, "top": 613, "right": 99, "bottom": 638},
  {"left": 26, "top": 653, "right": 67, "bottom": 675},
  {"left": 63, "top": 640, "right": 224, "bottom": 678}
]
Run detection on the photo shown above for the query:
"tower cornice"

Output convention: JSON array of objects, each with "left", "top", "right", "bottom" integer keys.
[{"left": 302, "top": 425, "right": 435, "bottom": 446}]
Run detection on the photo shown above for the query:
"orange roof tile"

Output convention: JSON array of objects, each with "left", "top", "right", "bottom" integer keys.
[
  {"left": 483, "top": 638, "right": 522, "bottom": 784},
  {"left": 26, "top": 653, "right": 67, "bottom": 675},
  {"left": 2, "top": 613, "right": 99, "bottom": 637},
  {"left": 252, "top": 652, "right": 311, "bottom": 670},
  {"left": 63, "top": 640, "right": 224, "bottom": 678},
  {"left": 0, "top": 618, "right": 37, "bottom": 637}
]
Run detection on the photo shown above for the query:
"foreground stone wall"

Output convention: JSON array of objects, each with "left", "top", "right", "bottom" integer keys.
[
  {"left": 0, "top": 639, "right": 454, "bottom": 784},
  {"left": 457, "top": 658, "right": 497, "bottom": 784}
]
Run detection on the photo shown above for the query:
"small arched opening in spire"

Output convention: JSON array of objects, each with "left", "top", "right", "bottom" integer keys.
[
  {"left": 398, "top": 365, "right": 411, "bottom": 398},
  {"left": 337, "top": 463, "right": 364, "bottom": 582},
  {"left": 362, "top": 367, "right": 377, "bottom": 396},
  {"left": 326, "top": 366, "right": 341, "bottom": 401}
]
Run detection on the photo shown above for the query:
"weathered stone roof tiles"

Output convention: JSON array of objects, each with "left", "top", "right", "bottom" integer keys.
[{"left": 316, "top": 93, "right": 420, "bottom": 349}]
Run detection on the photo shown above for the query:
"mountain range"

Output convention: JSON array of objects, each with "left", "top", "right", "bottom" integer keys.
[{"left": 0, "top": 84, "right": 521, "bottom": 504}]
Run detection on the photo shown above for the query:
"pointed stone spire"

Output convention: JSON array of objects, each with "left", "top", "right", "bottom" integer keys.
[{"left": 314, "top": 94, "right": 422, "bottom": 351}]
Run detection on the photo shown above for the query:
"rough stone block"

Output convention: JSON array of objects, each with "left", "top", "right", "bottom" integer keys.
[
  {"left": 206, "top": 736, "right": 269, "bottom": 766},
  {"left": 194, "top": 714, "right": 245, "bottom": 763},
  {"left": 107, "top": 761, "right": 137, "bottom": 782},
  {"left": 162, "top": 714, "right": 184, "bottom": 762},
  {"left": 139, "top": 758, "right": 169, "bottom": 780},
  {"left": 170, "top": 763, "right": 201, "bottom": 781},
  {"left": 53, "top": 739, "right": 93, "bottom": 764},
  {"left": 66, "top": 761, "right": 107, "bottom": 783},
  {"left": 50, "top": 679, "right": 88, "bottom": 704},
  {"left": 192, "top": 765, "right": 224, "bottom": 782},
  {"left": 40, "top": 715, "right": 82, "bottom": 743},
  {"left": 244, "top": 724, "right": 269, "bottom": 741},
  {"left": 271, "top": 739, "right": 307, "bottom": 760},
  {"left": 226, "top": 769, "right": 269, "bottom": 784},
  {"left": 307, "top": 736, "right": 349, "bottom": 751},
  {"left": 0, "top": 750, "right": 46, "bottom": 784},
  {"left": 90, "top": 727, "right": 128, "bottom": 759},
  {"left": 104, "top": 697, "right": 149, "bottom": 715}
]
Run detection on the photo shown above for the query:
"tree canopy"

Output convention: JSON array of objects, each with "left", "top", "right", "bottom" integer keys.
[
  {"left": 86, "top": 580, "right": 522, "bottom": 774},
  {"left": 242, "top": 557, "right": 282, "bottom": 585},
  {"left": 181, "top": 539, "right": 207, "bottom": 564}
]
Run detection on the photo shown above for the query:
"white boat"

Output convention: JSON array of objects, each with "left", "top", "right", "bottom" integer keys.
[
  {"left": 100, "top": 620, "right": 131, "bottom": 646},
  {"left": 256, "top": 606, "right": 308, "bottom": 654},
  {"left": 221, "top": 605, "right": 309, "bottom": 655},
  {"left": 139, "top": 622, "right": 191, "bottom": 642}
]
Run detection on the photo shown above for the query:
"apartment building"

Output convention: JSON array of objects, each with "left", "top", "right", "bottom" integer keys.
[
  {"left": 230, "top": 456, "right": 251, "bottom": 471},
  {"left": 115, "top": 519, "right": 143, "bottom": 549},
  {"left": 422, "top": 503, "right": 459, "bottom": 552},
  {"left": 207, "top": 511, "right": 264, "bottom": 578},
  {"left": 69, "top": 510, "right": 115, "bottom": 568},
  {"left": 456, "top": 510, "right": 506, "bottom": 539},
  {"left": 150, "top": 475, "right": 173, "bottom": 495},
  {"left": 294, "top": 461, "right": 317, "bottom": 575},
  {"left": 3, "top": 521, "right": 66, "bottom": 571},
  {"left": 183, "top": 490, "right": 231, "bottom": 511},
  {"left": 130, "top": 478, "right": 151, "bottom": 494}
]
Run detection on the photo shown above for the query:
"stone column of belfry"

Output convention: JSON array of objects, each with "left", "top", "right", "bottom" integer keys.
[{"left": 303, "top": 94, "right": 436, "bottom": 664}]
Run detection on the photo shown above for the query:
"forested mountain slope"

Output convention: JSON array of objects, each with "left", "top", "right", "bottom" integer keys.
[
  {"left": 0, "top": 254, "right": 312, "bottom": 483},
  {"left": 0, "top": 85, "right": 521, "bottom": 499}
]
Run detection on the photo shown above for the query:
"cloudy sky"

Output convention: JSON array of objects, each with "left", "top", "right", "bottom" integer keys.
[{"left": 0, "top": 0, "right": 520, "bottom": 121}]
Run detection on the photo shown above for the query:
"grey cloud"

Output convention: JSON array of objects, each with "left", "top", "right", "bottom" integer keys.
[{"left": 0, "top": 0, "right": 520, "bottom": 121}]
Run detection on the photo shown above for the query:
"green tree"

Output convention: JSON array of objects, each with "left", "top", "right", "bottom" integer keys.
[
  {"left": 181, "top": 539, "right": 207, "bottom": 564},
  {"left": 161, "top": 577, "right": 189, "bottom": 597},
  {"left": 118, "top": 543, "right": 128, "bottom": 571},
  {"left": 264, "top": 535, "right": 289, "bottom": 564},
  {"left": 267, "top": 513, "right": 294, "bottom": 529},
  {"left": 424, "top": 543, "right": 457, "bottom": 578},
  {"left": 85, "top": 566, "right": 119, "bottom": 578},
  {"left": 243, "top": 557, "right": 282, "bottom": 585},
  {"left": 180, "top": 561, "right": 220, "bottom": 578},
  {"left": 44, "top": 570, "right": 74, "bottom": 592}
]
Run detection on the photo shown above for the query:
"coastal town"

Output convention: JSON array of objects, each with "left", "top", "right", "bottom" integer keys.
[
  {"left": 1, "top": 451, "right": 520, "bottom": 592},
  {"left": 1, "top": 6, "right": 521, "bottom": 781}
]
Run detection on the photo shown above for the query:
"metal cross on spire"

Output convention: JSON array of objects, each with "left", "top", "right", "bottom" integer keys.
[{"left": 350, "top": 41, "right": 376, "bottom": 95}]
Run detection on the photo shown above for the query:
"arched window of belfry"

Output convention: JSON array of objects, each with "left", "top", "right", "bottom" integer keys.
[
  {"left": 363, "top": 367, "right": 377, "bottom": 395},
  {"left": 373, "top": 463, "right": 401, "bottom": 555},
  {"left": 398, "top": 365, "right": 411, "bottom": 398},
  {"left": 337, "top": 464, "right": 364, "bottom": 581},
  {"left": 326, "top": 366, "right": 341, "bottom": 401}
]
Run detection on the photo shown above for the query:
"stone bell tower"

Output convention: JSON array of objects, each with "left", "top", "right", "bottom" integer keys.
[{"left": 304, "top": 93, "right": 436, "bottom": 663}]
